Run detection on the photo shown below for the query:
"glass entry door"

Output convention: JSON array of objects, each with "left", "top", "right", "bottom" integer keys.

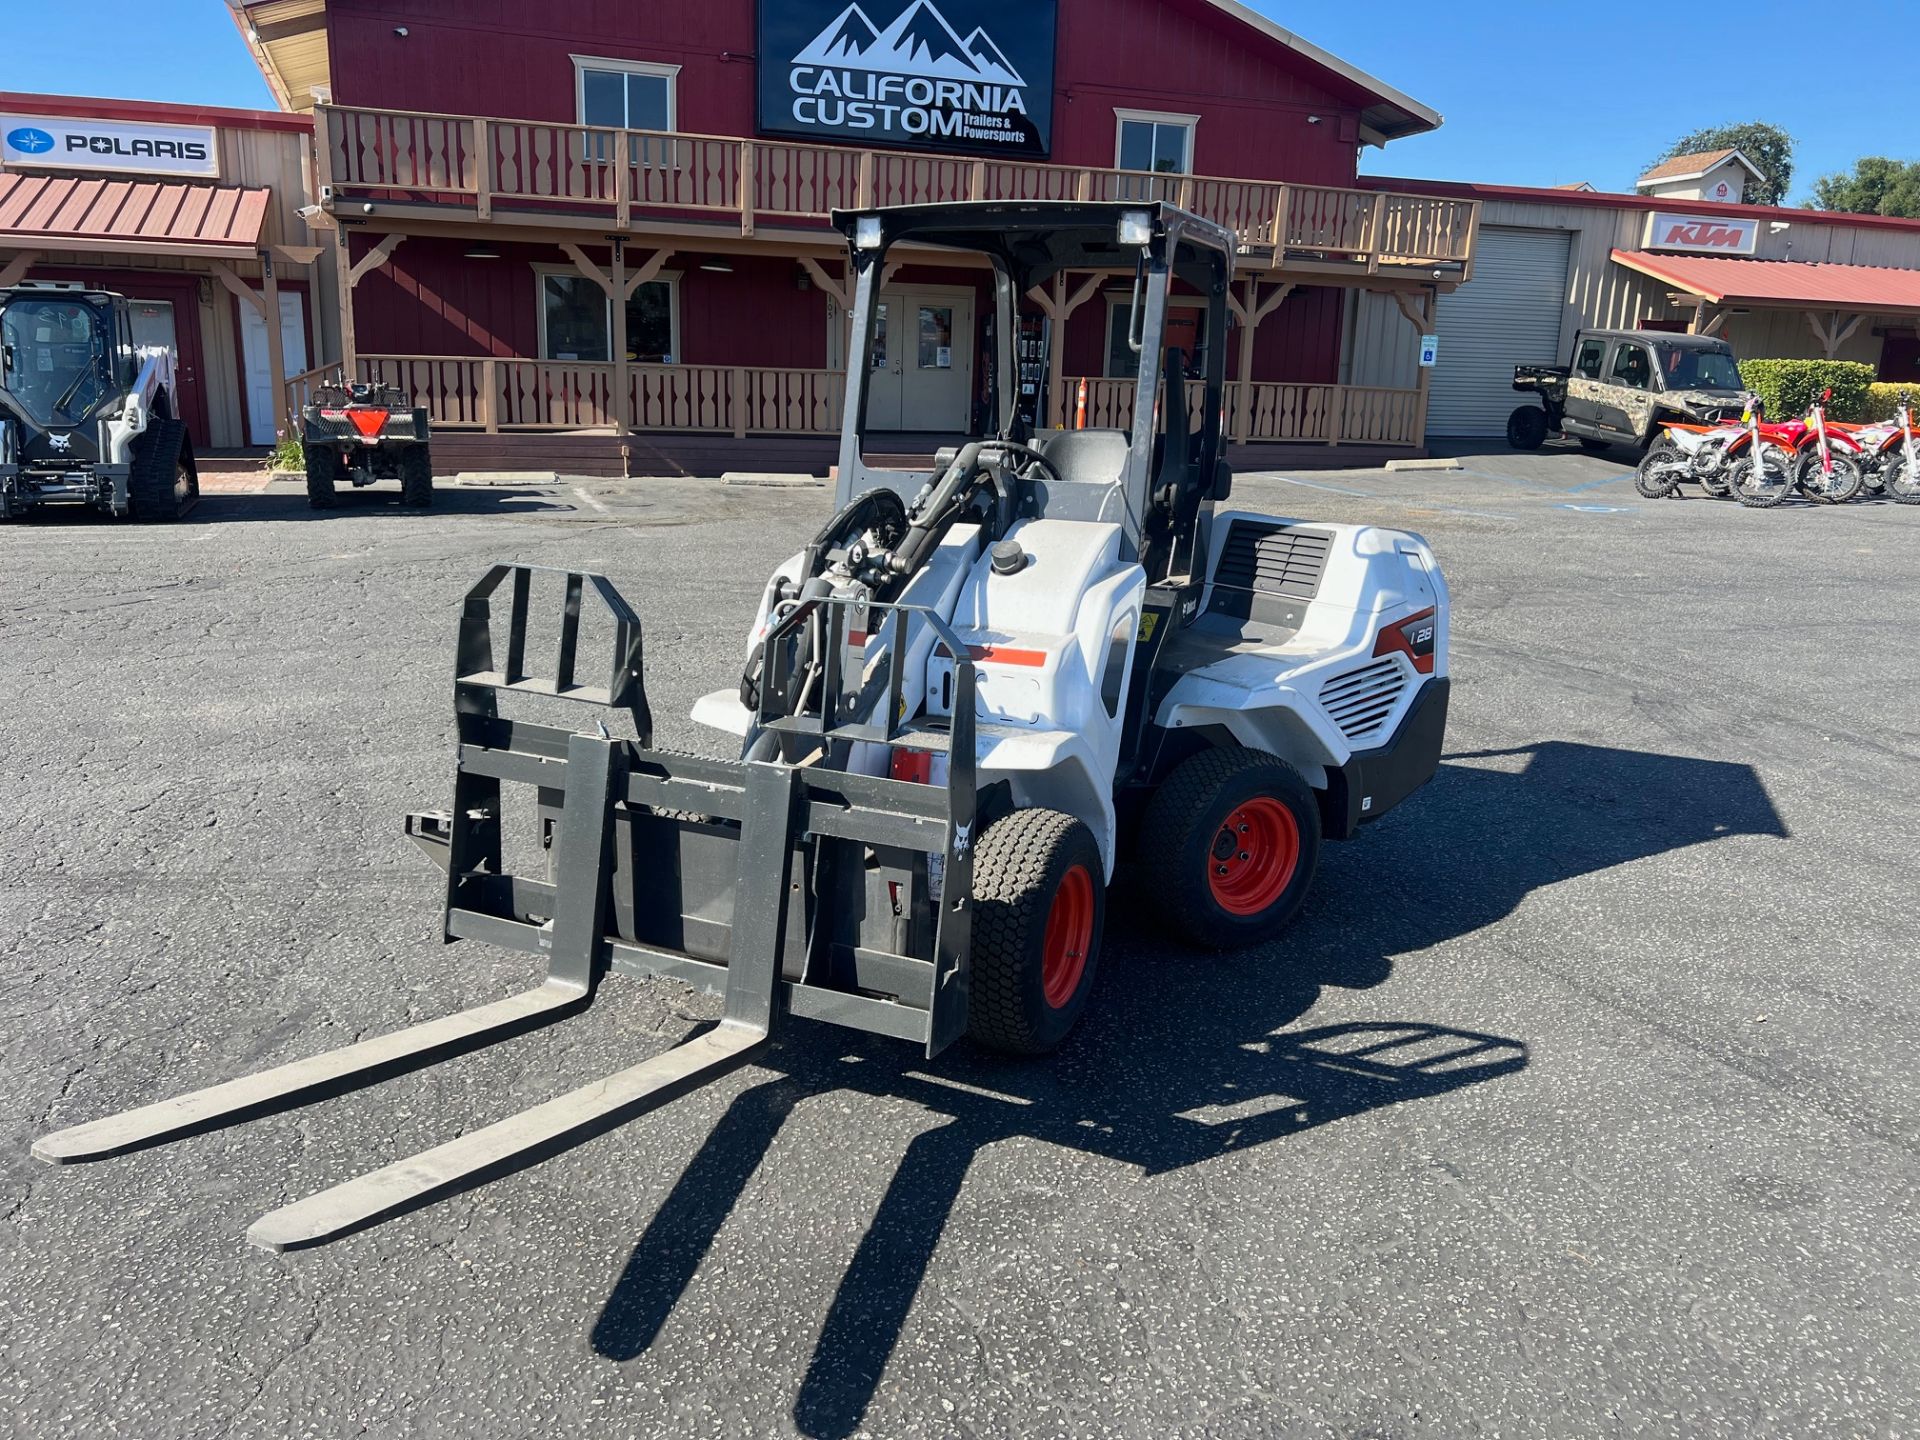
[{"left": 860, "top": 289, "right": 973, "bottom": 433}]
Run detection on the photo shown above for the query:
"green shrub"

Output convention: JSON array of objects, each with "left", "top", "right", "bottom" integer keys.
[
  {"left": 1737, "top": 359, "right": 1875, "bottom": 421},
  {"left": 267, "top": 430, "right": 304, "bottom": 472},
  {"left": 1862, "top": 382, "right": 1920, "bottom": 422}
]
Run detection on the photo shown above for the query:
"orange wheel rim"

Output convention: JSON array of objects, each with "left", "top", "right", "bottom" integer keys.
[
  {"left": 1207, "top": 798, "right": 1300, "bottom": 916},
  {"left": 1041, "top": 863, "right": 1095, "bottom": 1009}
]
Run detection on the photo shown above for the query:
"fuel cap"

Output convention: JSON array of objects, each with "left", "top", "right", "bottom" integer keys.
[{"left": 990, "top": 539, "right": 1027, "bottom": 576}]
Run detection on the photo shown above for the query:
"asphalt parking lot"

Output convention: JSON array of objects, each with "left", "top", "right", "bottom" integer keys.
[{"left": 3, "top": 445, "right": 1916, "bottom": 1439}]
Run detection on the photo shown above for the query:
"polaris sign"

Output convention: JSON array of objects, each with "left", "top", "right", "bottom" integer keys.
[
  {"left": 0, "top": 114, "right": 219, "bottom": 178},
  {"left": 758, "top": 0, "right": 1057, "bottom": 159}
]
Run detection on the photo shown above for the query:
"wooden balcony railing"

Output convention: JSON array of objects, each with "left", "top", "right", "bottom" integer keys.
[
  {"left": 332, "top": 355, "right": 1419, "bottom": 445},
  {"left": 317, "top": 104, "right": 1478, "bottom": 272},
  {"left": 350, "top": 356, "right": 846, "bottom": 436},
  {"left": 1064, "top": 376, "right": 1423, "bottom": 446}
]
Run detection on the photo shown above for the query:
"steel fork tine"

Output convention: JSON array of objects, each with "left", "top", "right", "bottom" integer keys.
[
  {"left": 32, "top": 981, "right": 587, "bottom": 1165},
  {"left": 246, "top": 1023, "right": 767, "bottom": 1252}
]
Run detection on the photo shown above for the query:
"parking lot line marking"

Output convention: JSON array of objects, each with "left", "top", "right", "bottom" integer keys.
[
  {"left": 1565, "top": 474, "right": 1636, "bottom": 494},
  {"left": 572, "top": 486, "right": 611, "bottom": 514},
  {"left": 1261, "top": 475, "right": 1372, "bottom": 496}
]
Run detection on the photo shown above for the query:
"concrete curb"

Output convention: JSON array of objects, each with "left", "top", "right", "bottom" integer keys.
[
  {"left": 722, "top": 472, "right": 828, "bottom": 488},
  {"left": 1384, "top": 457, "right": 1464, "bottom": 472},
  {"left": 453, "top": 470, "right": 562, "bottom": 486}
]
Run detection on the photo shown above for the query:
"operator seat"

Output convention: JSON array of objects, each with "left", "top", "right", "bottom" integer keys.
[{"left": 1031, "top": 426, "right": 1130, "bottom": 486}]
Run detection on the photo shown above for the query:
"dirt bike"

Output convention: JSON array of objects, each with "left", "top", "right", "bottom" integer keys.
[
  {"left": 1835, "top": 390, "right": 1920, "bottom": 503},
  {"left": 1637, "top": 403, "right": 1794, "bottom": 507},
  {"left": 1788, "top": 388, "right": 1866, "bottom": 504}
]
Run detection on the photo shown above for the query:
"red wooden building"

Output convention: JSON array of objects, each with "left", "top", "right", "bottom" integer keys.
[{"left": 234, "top": 0, "right": 1478, "bottom": 471}]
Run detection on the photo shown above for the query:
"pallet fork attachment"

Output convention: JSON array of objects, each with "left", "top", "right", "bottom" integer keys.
[{"left": 35, "top": 565, "right": 979, "bottom": 1251}]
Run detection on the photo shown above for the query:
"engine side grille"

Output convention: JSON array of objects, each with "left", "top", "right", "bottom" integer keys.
[
  {"left": 1213, "top": 522, "right": 1333, "bottom": 599},
  {"left": 1319, "top": 658, "right": 1408, "bottom": 743}
]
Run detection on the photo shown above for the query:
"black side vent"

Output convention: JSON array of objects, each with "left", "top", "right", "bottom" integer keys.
[{"left": 1208, "top": 522, "right": 1334, "bottom": 622}]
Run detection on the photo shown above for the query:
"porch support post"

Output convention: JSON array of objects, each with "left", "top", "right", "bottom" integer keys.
[
  {"left": 1807, "top": 310, "right": 1864, "bottom": 359},
  {"left": 336, "top": 229, "right": 357, "bottom": 377},
  {"left": 0, "top": 251, "right": 39, "bottom": 289},
  {"left": 261, "top": 249, "right": 289, "bottom": 439},
  {"left": 564, "top": 241, "right": 648, "bottom": 435},
  {"left": 1026, "top": 271, "right": 1105, "bottom": 428},
  {"left": 1227, "top": 277, "right": 1295, "bottom": 443},
  {"left": 1390, "top": 288, "right": 1436, "bottom": 450},
  {"left": 610, "top": 240, "right": 629, "bottom": 435},
  {"left": 338, "top": 230, "right": 407, "bottom": 379}
]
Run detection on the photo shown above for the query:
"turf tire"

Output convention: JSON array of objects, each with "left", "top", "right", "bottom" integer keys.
[
  {"left": 966, "top": 808, "right": 1105, "bottom": 1055},
  {"left": 1139, "top": 747, "right": 1321, "bottom": 951}
]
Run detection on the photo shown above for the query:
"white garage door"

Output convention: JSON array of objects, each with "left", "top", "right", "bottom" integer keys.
[{"left": 1428, "top": 227, "right": 1571, "bottom": 436}]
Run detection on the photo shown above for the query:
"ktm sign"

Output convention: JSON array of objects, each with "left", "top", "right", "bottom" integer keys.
[{"left": 1646, "top": 211, "right": 1759, "bottom": 255}]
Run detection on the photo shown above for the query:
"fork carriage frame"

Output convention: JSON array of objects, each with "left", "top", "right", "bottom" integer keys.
[{"left": 428, "top": 564, "right": 983, "bottom": 1057}]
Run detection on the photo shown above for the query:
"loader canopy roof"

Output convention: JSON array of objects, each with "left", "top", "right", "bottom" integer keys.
[{"left": 831, "top": 201, "right": 1238, "bottom": 291}]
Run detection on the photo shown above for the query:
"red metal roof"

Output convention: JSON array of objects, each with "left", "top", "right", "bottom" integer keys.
[
  {"left": 0, "top": 90, "right": 312, "bottom": 134},
  {"left": 1611, "top": 249, "right": 1920, "bottom": 314},
  {"left": 0, "top": 171, "right": 270, "bottom": 256},
  {"left": 1359, "top": 174, "right": 1920, "bottom": 236}
]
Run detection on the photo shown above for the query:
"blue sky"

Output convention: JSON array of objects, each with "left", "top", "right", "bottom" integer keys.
[{"left": 1, "top": 0, "right": 1912, "bottom": 203}]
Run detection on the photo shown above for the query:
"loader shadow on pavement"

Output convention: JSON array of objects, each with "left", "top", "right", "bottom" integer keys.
[
  {"left": 589, "top": 739, "right": 1787, "bottom": 1439},
  {"left": 0, "top": 488, "right": 573, "bottom": 527}
]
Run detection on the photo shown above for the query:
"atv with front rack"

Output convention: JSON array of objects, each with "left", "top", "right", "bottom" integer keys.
[
  {"left": 35, "top": 201, "right": 1452, "bottom": 1250},
  {"left": 300, "top": 378, "right": 433, "bottom": 509}
]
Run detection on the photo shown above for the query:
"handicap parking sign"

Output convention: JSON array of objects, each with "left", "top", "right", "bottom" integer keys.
[{"left": 1418, "top": 334, "right": 1439, "bottom": 367}]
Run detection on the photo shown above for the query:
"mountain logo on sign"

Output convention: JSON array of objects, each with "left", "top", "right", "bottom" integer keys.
[{"left": 796, "top": 2, "right": 1027, "bottom": 86}]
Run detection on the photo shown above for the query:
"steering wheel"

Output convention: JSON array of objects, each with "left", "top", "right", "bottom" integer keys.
[
  {"left": 977, "top": 439, "right": 1063, "bottom": 487},
  {"left": 808, "top": 485, "right": 909, "bottom": 562}
]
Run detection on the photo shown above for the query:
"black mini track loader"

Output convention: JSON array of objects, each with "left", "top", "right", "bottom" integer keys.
[
  {"left": 0, "top": 282, "right": 197, "bottom": 522},
  {"left": 35, "top": 202, "right": 1453, "bottom": 1251}
]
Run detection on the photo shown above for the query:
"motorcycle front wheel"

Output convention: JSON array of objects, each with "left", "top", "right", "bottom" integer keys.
[
  {"left": 1885, "top": 453, "right": 1920, "bottom": 505},
  {"left": 1795, "top": 448, "right": 1864, "bottom": 503},
  {"left": 1729, "top": 446, "right": 1795, "bottom": 509}
]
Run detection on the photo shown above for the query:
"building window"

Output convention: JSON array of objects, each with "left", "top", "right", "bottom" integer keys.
[
  {"left": 536, "top": 267, "right": 679, "bottom": 364},
  {"left": 573, "top": 56, "right": 679, "bottom": 132},
  {"left": 1105, "top": 296, "right": 1206, "bottom": 379},
  {"left": 1114, "top": 110, "right": 1197, "bottom": 174}
]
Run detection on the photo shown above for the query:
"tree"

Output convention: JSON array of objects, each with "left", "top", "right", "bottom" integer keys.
[
  {"left": 1648, "top": 122, "right": 1793, "bottom": 207},
  {"left": 1808, "top": 157, "right": 1920, "bottom": 218}
]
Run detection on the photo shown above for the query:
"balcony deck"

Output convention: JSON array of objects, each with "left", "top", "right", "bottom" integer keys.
[{"left": 316, "top": 104, "right": 1478, "bottom": 281}]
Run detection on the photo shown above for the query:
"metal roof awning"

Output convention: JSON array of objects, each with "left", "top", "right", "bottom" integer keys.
[
  {"left": 1612, "top": 248, "right": 1920, "bottom": 318},
  {"left": 0, "top": 171, "right": 272, "bottom": 261}
]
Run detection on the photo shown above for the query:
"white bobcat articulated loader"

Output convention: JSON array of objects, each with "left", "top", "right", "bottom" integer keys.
[{"left": 34, "top": 202, "right": 1449, "bottom": 1251}]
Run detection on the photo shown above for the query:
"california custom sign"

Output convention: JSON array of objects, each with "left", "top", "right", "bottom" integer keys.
[{"left": 758, "top": 0, "right": 1058, "bottom": 159}]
